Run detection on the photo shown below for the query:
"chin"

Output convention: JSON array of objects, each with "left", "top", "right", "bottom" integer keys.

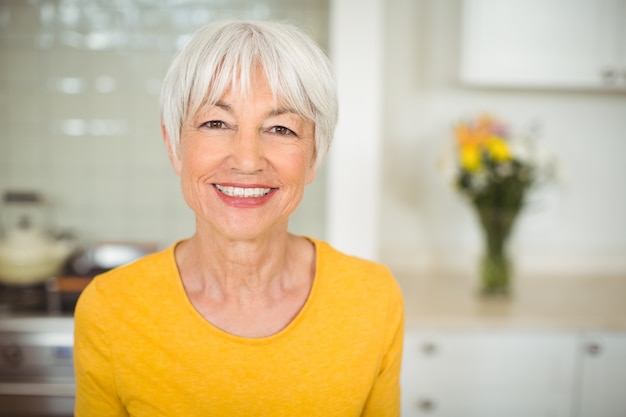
[{"left": 201, "top": 218, "right": 289, "bottom": 242}]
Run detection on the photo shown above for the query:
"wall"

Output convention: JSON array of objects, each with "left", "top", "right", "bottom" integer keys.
[
  {"left": 0, "top": 0, "right": 329, "bottom": 248},
  {"left": 380, "top": 0, "right": 626, "bottom": 277},
  {"left": 327, "top": 0, "right": 384, "bottom": 260},
  {"left": 3, "top": 0, "right": 624, "bottom": 276}
]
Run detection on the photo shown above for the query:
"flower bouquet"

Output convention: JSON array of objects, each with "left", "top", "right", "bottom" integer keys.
[{"left": 452, "top": 114, "right": 541, "bottom": 295}]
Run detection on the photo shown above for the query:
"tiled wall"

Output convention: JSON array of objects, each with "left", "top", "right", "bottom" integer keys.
[{"left": 0, "top": 0, "right": 329, "bottom": 248}]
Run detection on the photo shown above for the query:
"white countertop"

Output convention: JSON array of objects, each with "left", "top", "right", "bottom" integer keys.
[
  {"left": 1, "top": 273, "right": 624, "bottom": 334},
  {"left": 395, "top": 271, "right": 626, "bottom": 332},
  {"left": 0, "top": 315, "right": 74, "bottom": 333}
]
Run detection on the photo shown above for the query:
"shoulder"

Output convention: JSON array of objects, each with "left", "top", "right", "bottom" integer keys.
[
  {"left": 94, "top": 243, "right": 174, "bottom": 285},
  {"left": 76, "top": 243, "right": 178, "bottom": 312},
  {"left": 313, "top": 238, "right": 396, "bottom": 280},
  {"left": 310, "top": 238, "right": 403, "bottom": 304},
  {"left": 307, "top": 238, "right": 404, "bottom": 346}
]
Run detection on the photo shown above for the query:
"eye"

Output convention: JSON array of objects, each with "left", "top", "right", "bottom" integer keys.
[
  {"left": 269, "top": 126, "right": 296, "bottom": 136},
  {"left": 202, "top": 120, "right": 227, "bottom": 129}
]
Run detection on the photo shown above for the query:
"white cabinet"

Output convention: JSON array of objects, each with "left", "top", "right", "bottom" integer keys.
[
  {"left": 460, "top": 0, "right": 626, "bottom": 89},
  {"left": 401, "top": 330, "right": 626, "bottom": 417},
  {"left": 401, "top": 331, "right": 577, "bottom": 417},
  {"left": 578, "top": 333, "right": 626, "bottom": 417}
]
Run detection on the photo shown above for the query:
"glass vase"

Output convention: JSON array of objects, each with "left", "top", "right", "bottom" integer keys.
[
  {"left": 480, "top": 248, "right": 511, "bottom": 295},
  {"left": 476, "top": 206, "right": 517, "bottom": 296}
]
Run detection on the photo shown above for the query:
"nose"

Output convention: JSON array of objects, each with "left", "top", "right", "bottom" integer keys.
[{"left": 229, "top": 128, "right": 266, "bottom": 173}]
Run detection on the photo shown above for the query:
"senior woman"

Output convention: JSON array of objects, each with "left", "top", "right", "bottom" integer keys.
[{"left": 74, "top": 20, "right": 404, "bottom": 416}]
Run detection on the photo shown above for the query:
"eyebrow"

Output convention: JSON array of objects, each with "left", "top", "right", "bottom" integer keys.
[
  {"left": 214, "top": 101, "right": 232, "bottom": 112},
  {"left": 213, "top": 100, "right": 300, "bottom": 118},
  {"left": 267, "top": 107, "right": 300, "bottom": 118}
]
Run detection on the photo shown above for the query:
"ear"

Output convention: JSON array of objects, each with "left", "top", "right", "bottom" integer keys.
[
  {"left": 305, "top": 160, "right": 318, "bottom": 185},
  {"left": 162, "top": 121, "right": 182, "bottom": 176}
]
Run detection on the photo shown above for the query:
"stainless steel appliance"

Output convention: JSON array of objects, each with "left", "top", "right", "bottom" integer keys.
[
  {"left": 0, "top": 316, "right": 74, "bottom": 416},
  {"left": 0, "top": 241, "right": 158, "bottom": 416}
]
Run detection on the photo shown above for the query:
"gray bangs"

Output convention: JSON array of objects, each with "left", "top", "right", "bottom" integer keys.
[{"left": 189, "top": 25, "right": 317, "bottom": 122}]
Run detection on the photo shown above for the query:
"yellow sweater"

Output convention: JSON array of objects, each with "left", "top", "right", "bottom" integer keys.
[{"left": 74, "top": 238, "right": 404, "bottom": 416}]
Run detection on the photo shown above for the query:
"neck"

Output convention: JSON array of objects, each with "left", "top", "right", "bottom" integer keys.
[{"left": 175, "top": 226, "right": 306, "bottom": 300}]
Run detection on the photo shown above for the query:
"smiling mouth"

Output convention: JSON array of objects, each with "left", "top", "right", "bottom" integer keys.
[{"left": 214, "top": 184, "right": 273, "bottom": 198}]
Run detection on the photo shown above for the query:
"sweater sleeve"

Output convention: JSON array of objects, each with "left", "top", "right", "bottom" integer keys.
[
  {"left": 74, "top": 280, "right": 129, "bottom": 417},
  {"left": 361, "top": 276, "right": 405, "bottom": 417}
]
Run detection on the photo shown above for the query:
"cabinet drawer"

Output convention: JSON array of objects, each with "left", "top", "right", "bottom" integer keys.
[
  {"left": 579, "top": 333, "right": 626, "bottom": 417},
  {"left": 401, "top": 331, "right": 577, "bottom": 417}
]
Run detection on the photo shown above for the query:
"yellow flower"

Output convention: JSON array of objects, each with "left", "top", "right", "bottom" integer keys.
[
  {"left": 460, "top": 145, "right": 482, "bottom": 171},
  {"left": 454, "top": 115, "right": 513, "bottom": 173},
  {"left": 485, "top": 136, "right": 511, "bottom": 161}
]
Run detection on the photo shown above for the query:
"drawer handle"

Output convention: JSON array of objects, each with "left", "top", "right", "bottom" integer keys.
[
  {"left": 586, "top": 343, "right": 602, "bottom": 356},
  {"left": 421, "top": 342, "right": 437, "bottom": 355},
  {"left": 602, "top": 68, "right": 617, "bottom": 83},
  {"left": 417, "top": 398, "right": 436, "bottom": 411}
]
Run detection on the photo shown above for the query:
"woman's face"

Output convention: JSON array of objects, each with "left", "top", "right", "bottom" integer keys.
[{"left": 165, "top": 66, "right": 317, "bottom": 241}]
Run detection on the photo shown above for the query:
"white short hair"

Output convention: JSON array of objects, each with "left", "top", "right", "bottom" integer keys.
[{"left": 160, "top": 20, "right": 338, "bottom": 170}]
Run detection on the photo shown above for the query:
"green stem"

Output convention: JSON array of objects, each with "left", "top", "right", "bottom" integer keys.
[{"left": 475, "top": 206, "right": 518, "bottom": 295}]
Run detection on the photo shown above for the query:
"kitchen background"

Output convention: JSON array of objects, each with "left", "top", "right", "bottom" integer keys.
[
  {"left": 2, "top": 0, "right": 625, "bottom": 279},
  {"left": 2, "top": 1, "right": 626, "bottom": 416},
  {"left": 0, "top": 0, "right": 329, "bottom": 249},
  {"left": 381, "top": 0, "right": 626, "bottom": 279}
]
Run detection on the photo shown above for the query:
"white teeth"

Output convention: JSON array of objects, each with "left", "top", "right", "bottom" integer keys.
[{"left": 215, "top": 184, "right": 271, "bottom": 198}]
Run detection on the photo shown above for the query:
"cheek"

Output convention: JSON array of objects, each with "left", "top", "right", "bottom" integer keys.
[
  {"left": 280, "top": 147, "right": 316, "bottom": 184},
  {"left": 179, "top": 140, "right": 221, "bottom": 176}
]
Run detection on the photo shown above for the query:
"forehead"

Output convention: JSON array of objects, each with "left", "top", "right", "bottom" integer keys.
[{"left": 216, "top": 67, "right": 274, "bottom": 105}]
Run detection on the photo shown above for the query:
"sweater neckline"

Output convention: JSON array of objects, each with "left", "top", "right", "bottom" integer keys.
[{"left": 165, "top": 236, "right": 324, "bottom": 344}]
